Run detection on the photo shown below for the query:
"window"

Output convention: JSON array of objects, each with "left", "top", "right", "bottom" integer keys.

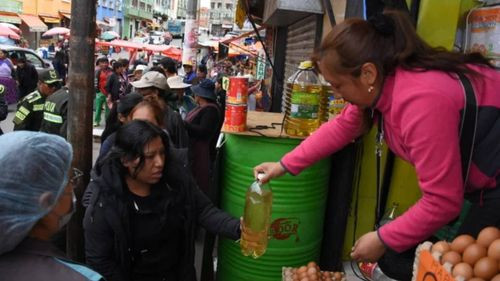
[
  {"left": 132, "top": 0, "right": 138, "bottom": 7},
  {"left": 24, "top": 52, "right": 44, "bottom": 68},
  {"left": 211, "top": 2, "right": 215, "bottom": 9},
  {"left": 147, "top": 4, "right": 152, "bottom": 12},
  {"left": 140, "top": 1, "right": 146, "bottom": 10},
  {"left": 226, "top": 3, "right": 232, "bottom": 10},
  {"left": 217, "top": 2, "right": 222, "bottom": 8}
]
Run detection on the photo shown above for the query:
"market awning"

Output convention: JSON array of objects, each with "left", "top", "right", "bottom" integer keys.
[
  {"left": 19, "top": 14, "right": 47, "bottom": 32},
  {"left": 0, "top": 14, "right": 21, "bottom": 24},
  {"left": 41, "top": 16, "right": 60, "bottom": 24}
]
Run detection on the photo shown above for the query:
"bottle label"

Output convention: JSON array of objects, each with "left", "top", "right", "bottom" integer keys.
[{"left": 290, "top": 91, "right": 319, "bottom": 119}]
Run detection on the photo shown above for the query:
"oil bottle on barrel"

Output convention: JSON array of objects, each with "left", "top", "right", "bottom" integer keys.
[
  {"left": 240, "top": 173, "right": 273, "bottom": 259},
  {"left": 283, "top": 60, "right": 327, "bottom": 137}
]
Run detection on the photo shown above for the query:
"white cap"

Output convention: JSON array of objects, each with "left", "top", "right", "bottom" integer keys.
[
  {"left": 167, "top": 75, "right": 191, "bottom": 89},
  {"left": 131, "top": 71, "right": 169, "bottom": 90}
]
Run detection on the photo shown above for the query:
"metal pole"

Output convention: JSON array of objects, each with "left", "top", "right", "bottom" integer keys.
[{"left": 66, "top": 0, "right": 97, "bottom": 262}]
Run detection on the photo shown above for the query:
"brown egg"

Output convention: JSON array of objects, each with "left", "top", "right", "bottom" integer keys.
[
  {"left": 491, "top": 274, "right": 500, "bottom": 281},
  {"left": 451, "top": 235, "right": 476, "bottom": 254},
  {"left": 298, "top": 266, "right": 307, "bottom": 274},
  {"left": 452, "top": 263, "right": 474, "bottom": 280},
  {"left": 432, "top": 241, "right": 451, "bottom": 254},
  {"left": 333, "top": 272, "right": 343, "bottom": 280},
  {"left": 307, "top": 267, "right": 318, "bottom": 276},
  {"left": 463, "top": 243, "right": 487, "bottom": 265},
  {"left": 474, "top": 257, "right": 498, "bottom": 280},
  {"left": 442, "top": 251, "right": 462, "bottom": 265},
  {"left": 488, "top": 239, "right": 500, "bottom": 260},
  {"left": 477, "top": 227, "right": 499, "bottom": 248},
  {"left": 300, "top": 278, "right": 309, "bottom": 281},
  {"left": 307, "top": 261, "right": 317, "bottom": 268},
  {"left": 468, "top": 278, "right": 485, "bottom": 281}
]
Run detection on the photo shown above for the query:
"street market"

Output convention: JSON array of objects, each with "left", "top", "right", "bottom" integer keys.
[{"left": 0, "top": 0, "right": 499, "bottom": 281}]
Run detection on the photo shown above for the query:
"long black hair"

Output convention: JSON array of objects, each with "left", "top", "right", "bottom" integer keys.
[
  {"left": 100, "top": 120, "right": 170, "bottom": 178},
  {"left": 101, "top": 93, "right": 143, "bottom": 143}
]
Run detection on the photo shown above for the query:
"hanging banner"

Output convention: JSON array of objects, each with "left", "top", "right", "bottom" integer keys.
[
  {"left": 466, "top": 5, "right": 500, "bottom": 67},
  {"left": 182, "top": 19, "right": 198, "bottom": 66},
  {"left": 256, "top": 49, "right": 266, "bottom": 80}
]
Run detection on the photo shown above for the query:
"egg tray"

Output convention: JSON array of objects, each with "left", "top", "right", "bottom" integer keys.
[{"left": 282, "top": 267, "right": 346, "bottom": 281}]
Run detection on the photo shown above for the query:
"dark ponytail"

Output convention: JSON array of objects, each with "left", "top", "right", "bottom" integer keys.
[{"left": 313, "top": 9, "right": 493, "bottom": 78}]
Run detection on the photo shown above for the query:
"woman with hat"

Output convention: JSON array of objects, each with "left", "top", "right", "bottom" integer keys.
[
  {"left": 0, "top": 131, "right": 104, "bottom": 281},
  {"left": 184, "top": 79, "right": 222, "bottom": 195}
]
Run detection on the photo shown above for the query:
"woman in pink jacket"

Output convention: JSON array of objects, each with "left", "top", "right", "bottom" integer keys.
[{"left": 255, "top": 10, "right": 500, "bottom": 280}]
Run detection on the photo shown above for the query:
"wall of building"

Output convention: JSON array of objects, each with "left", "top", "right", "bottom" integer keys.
[
  {"left": 321, "top": 0, "right": 346, "bottom": 38},
  {"left": 21, "top": 0, "right": 71, "bottom": 17}
]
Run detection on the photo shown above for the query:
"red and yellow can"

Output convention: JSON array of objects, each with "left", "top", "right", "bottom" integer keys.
[
  {"left": 227, "top": 77, "right": 248, "bottom": 104},
  {"left": 223, "top": 104, "right": 247, "bottom": 132}
]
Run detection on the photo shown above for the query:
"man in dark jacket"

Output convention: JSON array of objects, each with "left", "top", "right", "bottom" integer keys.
[
  {"left": 83, "top": 121, "right": 240, "bottom": 281},
  {"left": 15, "top": 57, "right": 38, "bottom": 100},
  {"left": 105, "top": 61, "right": 125, "bottom": 102},
  {"left": 13, "top": 69, "right": 60, "bottom": 132},
  {"left": 0, "top": 84, "right": 7, "bottom": 135}
]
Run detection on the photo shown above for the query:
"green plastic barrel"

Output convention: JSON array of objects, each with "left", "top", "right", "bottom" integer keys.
[{"left": 217, "top": 134, "right": 331, "bottom": 281}]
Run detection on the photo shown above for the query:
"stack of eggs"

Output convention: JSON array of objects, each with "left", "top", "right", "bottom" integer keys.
[
  {"left": 429, "top": 227, "right": 500, "bottom": 281},
  {"left": 282, "top": 261, "right": 345, "bottom": 281}
]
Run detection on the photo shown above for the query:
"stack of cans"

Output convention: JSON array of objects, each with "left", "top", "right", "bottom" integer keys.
[{"left": 223, "top": 77, "right": 249, "bottom": 132}]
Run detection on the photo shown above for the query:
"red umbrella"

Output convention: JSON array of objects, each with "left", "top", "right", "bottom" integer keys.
[
  {"left": 0, "top": 25, "right": 20, "bottom": 40},
  {"left": 42, "top": 27, "right": 70, "bottom": 37},
  {"left": 0, "top": 23, "right": 21, "bottom": 34}
]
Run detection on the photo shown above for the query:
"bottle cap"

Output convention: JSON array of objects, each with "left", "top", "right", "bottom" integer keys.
[
  {"left": 299, "top": 60, "right": 313, "bottom": 70},
  {"left": 257, "top": 173, "right": 265, "bottom": 181}
]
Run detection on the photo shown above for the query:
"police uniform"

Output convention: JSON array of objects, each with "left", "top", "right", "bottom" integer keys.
[
  {"left": 13, "top": 90, "right": 46, "bottom": 131},
  {"left": 40, "top": 87, "right": 69, "bottom": 139}
]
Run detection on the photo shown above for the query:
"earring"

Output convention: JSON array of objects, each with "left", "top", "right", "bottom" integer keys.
[{"left": 368, "top": 86, "right": 374, "bottom": 94}]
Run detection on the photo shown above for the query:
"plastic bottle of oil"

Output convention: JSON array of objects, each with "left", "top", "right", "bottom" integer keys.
[
  {"left": 283, "top": 61, "right": 326, "bottom": 137},
  {"left": 240, "top": 173, "right": 273, "bottom": 259}
]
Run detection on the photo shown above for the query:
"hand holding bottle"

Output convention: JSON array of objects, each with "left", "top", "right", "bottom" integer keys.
[{"left": 253, "top": 162, "right": 286, "bottom": 184}]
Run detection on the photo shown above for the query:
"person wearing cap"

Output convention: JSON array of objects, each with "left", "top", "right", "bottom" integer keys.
[
  {"left": 15, "top": 57, "right": 38, "bottom": 100},
  {"left": 131, "top": 70, "right": 189, "bottom": 148},
  {"left": 13, "top": 69, "right": 62, "bottom": 132},
  {"left": 132, "top": 64, "right": 147, "bottom": 82},
  {"left": 0, "top": 131, "right": 104, "bottom": 281},
  {"left": 94, "top": 57, "right": 113, "bottom": 127},
  {"left": 39, "top": 70, "right": 69, "bottom": 138},
  {"left": 182, "top": 62, "right": 197, "bottom": 85},
  {"left": 184, "top": 79, "right": 222, "bottom": 194},
  {"left": 167, "top": 75, "right": 196, "bottom": 119}
]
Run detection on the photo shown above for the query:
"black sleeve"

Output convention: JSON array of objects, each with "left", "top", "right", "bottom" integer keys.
[
  {"left": 193, "top": 180, "right": 240, "bottom": 240},
  {"left": 83, "top": 188, "right": 125, "bottom": 281},
  {"left": 13, "top": 100, "right": 32, "bottom": 131},
  {"left": 0, "top": 91, "right": 7, "bottom": 122},
  {"left": 183, "top": 107, "right": 219, "bottom": 140},
  {"left": 59, "top": 100, "right": 68, "bottom": 139},
  {"left": 165, "top": 109, "right": 189, "bottom": 149}
]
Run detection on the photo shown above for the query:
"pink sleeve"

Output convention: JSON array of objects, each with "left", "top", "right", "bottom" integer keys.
[
  {"left": 378, "top": 92, "right": 464, "bottom": 252},
  {"left": 281, "top": 104, "right": 364, "bottom": 175}
]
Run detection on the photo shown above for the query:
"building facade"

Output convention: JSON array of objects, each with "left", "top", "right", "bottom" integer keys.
[
  {"left": 176, "top": 0, "right": 187, "bottom": 19},
  {"left": 21, "top": 0, "right": 71, "bottom": 28},
  {"left": 153, "top": 0, "right": 170, "bottom": 30},
  {"left": 209, "top": 0, "right": 235, "bottom": 36},
  {"left": 97, "top": 0, "right": 124, "bottom": 36},
  {"left": 123, "top": 0, "right": 154, "bottom": 39}
]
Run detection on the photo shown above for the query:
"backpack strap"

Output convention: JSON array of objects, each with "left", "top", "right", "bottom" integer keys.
[{"left": 457, "top": 73, "right": 478, "bottom": 185}]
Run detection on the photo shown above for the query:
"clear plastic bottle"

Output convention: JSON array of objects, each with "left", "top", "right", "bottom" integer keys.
[
  {"left": 283, "top": 61, "right": 327, "bottom": 137},
  {"left": 372, "top": 264, "right": 397, "bottom": 281},
  {"left": 240, "top": 173, "right": 273, "bottom": 259},
  {"left": 377, "top": 202, "right": 399, "bottom": 229}
]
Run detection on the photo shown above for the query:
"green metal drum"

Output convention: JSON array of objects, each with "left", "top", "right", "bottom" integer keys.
[{"left": 217, "top": 134, "right": 331, "bottom": 281}]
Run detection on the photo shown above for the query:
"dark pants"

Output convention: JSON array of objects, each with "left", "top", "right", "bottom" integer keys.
[{"left": 378, "top": 187, "right": 500, "bottom": 281}]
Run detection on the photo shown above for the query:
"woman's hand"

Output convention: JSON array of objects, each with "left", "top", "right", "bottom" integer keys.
[
  {"left": 351, "top": 231, "right": 386, "bottom": 262},
  {"left": 253, "top": 162, "right": 286, "bottom": 183}
]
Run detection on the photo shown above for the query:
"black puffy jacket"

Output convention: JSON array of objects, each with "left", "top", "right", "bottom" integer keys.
[{"left": 83, "top": 148, "right": 240, "bottom": 281}]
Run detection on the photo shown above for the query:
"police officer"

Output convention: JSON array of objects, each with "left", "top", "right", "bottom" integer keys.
[
  {"left": 40, "top": 71, "right": 68, "bottom": 138},
  {"left": 0, "top": 84, "right": 7, "bottom": 135},
  {"left": 13, "top": 70, "right": 62, "bottom": 132}
]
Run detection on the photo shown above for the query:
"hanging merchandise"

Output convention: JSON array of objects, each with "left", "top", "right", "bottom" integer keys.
[
  {"left": 465, "top": 4, "right": 500, "bottom": 67},
  {"left": 283, "top": 61, "right": 328, "bottom": 137}
]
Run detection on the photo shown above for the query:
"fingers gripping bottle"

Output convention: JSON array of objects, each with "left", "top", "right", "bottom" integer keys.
[{"left": 240, "top": 173, "right": 273, "bottom": 258}]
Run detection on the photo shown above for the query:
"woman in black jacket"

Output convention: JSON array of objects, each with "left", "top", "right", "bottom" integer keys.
[
  {"left": 105, "top": 61, "right": 125, "bottom": 102},
  {"left": 184, "top": 79, "right": 222, "bottom": 195},
  {"left": 83, "top": 120, "right": 240, "bottom": 281}
]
